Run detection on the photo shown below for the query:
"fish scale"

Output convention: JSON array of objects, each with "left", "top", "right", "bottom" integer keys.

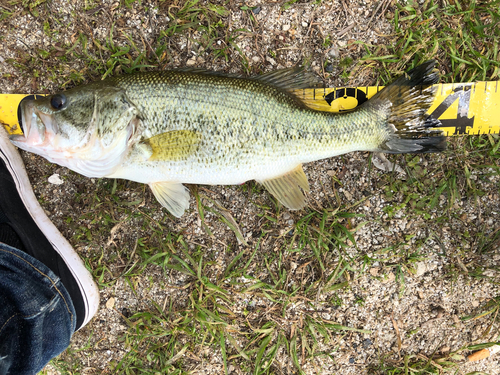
[
  {"left": 11, "top": 61, "right": 446, "bottom": 217},
  {"left": 111, "top": 71, "right": 384, "bottom": 182}
]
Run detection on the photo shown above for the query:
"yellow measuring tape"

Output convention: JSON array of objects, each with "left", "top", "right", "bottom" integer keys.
[
  {"left": 1, "top": 82, "right": 499, "bottom": 136},
  {"left": 1, "top": 94, "right": 43, "bottom": 136},
  {"left": 294, "top": 81, "right": 500, "bottom": 136}
]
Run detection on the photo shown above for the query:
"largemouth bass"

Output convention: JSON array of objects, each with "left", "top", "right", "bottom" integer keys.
[{"left": 11, "top": 61, "right": 445, "bottom": 217}]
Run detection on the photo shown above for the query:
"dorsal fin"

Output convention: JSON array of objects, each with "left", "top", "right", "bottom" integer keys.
[
  {"left": 252, "top": 67, "right": 325, "bottom": 110},
  {"left": 252, "top": 66, "right": 324, "bottom": 91},
  {"left": 172, "top": 66, "right": 323, "bottom": 87}
]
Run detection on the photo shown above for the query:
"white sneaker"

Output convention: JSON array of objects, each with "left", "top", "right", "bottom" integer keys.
[{"left": 0, "top": 125, "right": 99, "bottom": 330}]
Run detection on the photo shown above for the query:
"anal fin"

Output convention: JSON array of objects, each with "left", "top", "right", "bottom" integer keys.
[
  {"left": 149, "top": 182, "right": 190, "bottom": 218},
  {"left": 259, "top": 165, "right": 310, "bottom": 210}
]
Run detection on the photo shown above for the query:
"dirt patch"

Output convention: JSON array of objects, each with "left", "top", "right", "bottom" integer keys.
[{"left": 1, "top": 1, "right": 499, "bottom": 374}]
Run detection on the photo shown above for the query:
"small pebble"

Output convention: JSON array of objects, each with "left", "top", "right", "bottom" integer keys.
[
  {"left": 121, "top": 307, "right": 132, "bottom": 318},
  {"left": 48, "top": 173, "right": 64, "bottom": 185},
  {"left": 328, "top": 47, "right": 339, "bottom": 59},
  {"left": 252, "top": 6, "right": 261, "bottom": 14},
  {"left": 325, "top": 63, "right": 334, "bottom": 72},
  {"left": 266, "top": 56, "right": 276, "bottom": 65},
  {"left": 106, "top": 297, "right": 116, "bottom": 309}
]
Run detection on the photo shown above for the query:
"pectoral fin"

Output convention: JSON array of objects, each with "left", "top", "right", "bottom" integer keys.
[
  {"left": 149, "top": 181, "right": 190, "bottom": 218},
  {"left": 259, "top": 165, "right": 310, "bottom": 210},
  {"left": 142, "top": 130, "right": 201, "bottom": 161}
]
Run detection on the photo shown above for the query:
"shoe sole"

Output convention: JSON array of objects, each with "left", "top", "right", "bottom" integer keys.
[{"left": 0, "top": 126, "right": 99, "bottom": 330}]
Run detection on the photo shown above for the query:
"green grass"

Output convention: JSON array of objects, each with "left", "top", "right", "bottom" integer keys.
[
  {"left": 358, "top": 0, "right": 500, "bottom": 84},
  {"left": 101, "top": 209, "right": 372, "bottom": 374},
  {"left": 4, "top": 0, "right": 498, "bottom": 374},
  {"left": 109, "top": 238, "right": 371, "bottom": 374}
]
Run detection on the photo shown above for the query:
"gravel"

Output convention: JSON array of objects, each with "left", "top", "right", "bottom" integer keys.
[{"left": 1, "top": 1, "right": 499, "bottom": 374}]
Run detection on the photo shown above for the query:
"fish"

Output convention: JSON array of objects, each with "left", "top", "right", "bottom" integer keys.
[{"left": 11, "top": 60, "right": 445, "bottom": 218}]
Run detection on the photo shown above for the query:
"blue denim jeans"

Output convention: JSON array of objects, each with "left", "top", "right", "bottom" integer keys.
[{"left": 0, "top": 243, "right": 75, "bottom": 375}]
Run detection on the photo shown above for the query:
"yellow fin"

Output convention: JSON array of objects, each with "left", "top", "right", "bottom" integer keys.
[
  {"left": 142, "top": 130, "right": 201, "bottom": 161},
  {"left": 149, "top": 181, "right": 190, "bottom": 217},
  {"left": 260, "top": 165, "right": 310, "bottom": 210}
]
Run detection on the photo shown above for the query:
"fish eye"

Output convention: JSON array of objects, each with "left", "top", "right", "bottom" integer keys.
[{"left": 50, "top": 94, "right": 66, "bottom": 110}]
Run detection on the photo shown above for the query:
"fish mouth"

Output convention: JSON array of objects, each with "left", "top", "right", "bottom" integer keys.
[{"left": 10, "top": 100, "right": 56, "bottom": 149}]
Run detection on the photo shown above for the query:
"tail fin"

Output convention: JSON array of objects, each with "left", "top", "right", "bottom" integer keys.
[{"left": 366, "top": 60, "right": 446, "bottom": 153}]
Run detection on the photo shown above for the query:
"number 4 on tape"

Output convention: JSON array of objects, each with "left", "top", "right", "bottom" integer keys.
[
  {"left": 427, "top": 82, "right": 500, "bottom": 136},
  {"left": 429, "top": 85, "right": 474, "bottom": 135}
]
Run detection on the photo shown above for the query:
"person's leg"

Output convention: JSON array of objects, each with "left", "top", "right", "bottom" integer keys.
[
  {"left": 0, "top": 125, "right": 99, "bottom": 374},
  {"left": 0, "top": 243, "right": 76, "bottom": 375}
]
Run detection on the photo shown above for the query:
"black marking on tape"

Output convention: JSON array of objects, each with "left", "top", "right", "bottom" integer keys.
[
  {"left": 429, "top": 84, "right": 474, "bottom": 135},
  {"left": 323, "top": 88, "right": 368, "bottom": 110}
]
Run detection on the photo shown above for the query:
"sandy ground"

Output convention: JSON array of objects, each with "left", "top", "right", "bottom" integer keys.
[{"left": 1, "top": 0, "right": 499, "bottom": 374}]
